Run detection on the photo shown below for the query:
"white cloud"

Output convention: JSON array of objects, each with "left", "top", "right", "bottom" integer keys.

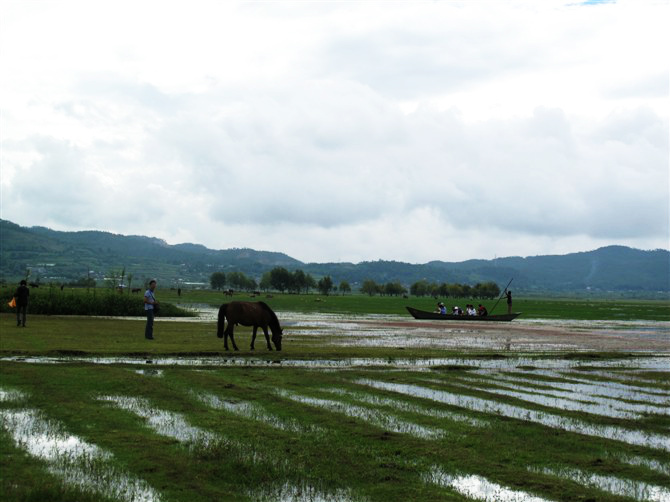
[{"left": 1, "top": 0, "right": 668, "bottom": 263}]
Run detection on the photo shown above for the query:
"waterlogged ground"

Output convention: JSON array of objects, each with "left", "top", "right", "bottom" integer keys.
[
  {"left": 172, "top": 307, "right": 670, "bottom": 353},
  {"left": 1, "top": 311, "right": 670, "bottom": 501}
]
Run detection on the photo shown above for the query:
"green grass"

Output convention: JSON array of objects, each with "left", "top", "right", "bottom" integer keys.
[
  {"left": 3, "top": 286, "right": 669, "bottom": 320},
  {"left": 2, "top": 358, "right": 669, "bottom": 501},
  {"left": 1, "top": 300, "right": 669, "bottom": 501},
  {"left": 163, "top": 289, "right": 670, "bottom": 321}
]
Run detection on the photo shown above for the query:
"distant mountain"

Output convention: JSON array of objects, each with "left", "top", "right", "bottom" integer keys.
[{"left": 1, "top": 219, "right": 668, "bottom": 295}]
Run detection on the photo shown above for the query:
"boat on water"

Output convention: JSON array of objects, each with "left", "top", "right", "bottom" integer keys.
[{"left": 406, "top": 306, "right": 521, "bottom": 322}]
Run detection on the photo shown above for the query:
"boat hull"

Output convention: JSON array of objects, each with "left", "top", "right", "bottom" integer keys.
[{"left": 406, "top": 307, "right": 521, "bottom": 322}]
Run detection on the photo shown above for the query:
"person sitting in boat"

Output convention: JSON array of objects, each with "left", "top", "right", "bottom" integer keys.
[
  {"left": 452, "top": 306, "right": 462, "bottom": 315},
  {"left": 467, "top": 304, "right": 477, "bottom": 316},
  {"left": 477, "top": 304, "right": 488, "bottom": 316},
  {"left": 435, "top": 302, "right": 447, "bottom": 314}
]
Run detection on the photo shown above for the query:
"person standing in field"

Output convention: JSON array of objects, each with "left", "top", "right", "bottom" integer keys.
[
  {"left": 505, "top": 290, "right": 513, "bottom": 315},
  {"left": 144, "top": 279, "right": 159, "bottom": 340},
  {"left": 14, "top": 280, "right": 29, "bottom": 327}
]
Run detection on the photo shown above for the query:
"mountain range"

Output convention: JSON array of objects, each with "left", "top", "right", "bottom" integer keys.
[{"left": 1, "top": 219, "right": 668, "bottom": 296}]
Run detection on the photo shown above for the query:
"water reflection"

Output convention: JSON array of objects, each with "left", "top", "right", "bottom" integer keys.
[
  {"left": 249, "top": 480, "right": 361, "bottom": 502},
  {"left": 536, "top": 466, "right": 670, "bottom": 502},
  {"left": 4, "top": 355, "right": 669, "bottom": 371},
  {"left": 0, "top": 408, "right": 161, "bottom": 502},
  {"left": 356, "top": 379, "right": 670, "bottom": 452},
  {"left": 276, "top": 390, "right": 444, "bottom": 440},
  {"left": 425, "top": 466, "right": 551, "bottom": 502},
  {"left": 195, "top": 392, "right": 324, "bottom": 434},
  {"left": 99, "top": 395, "right": 218, "bottom": 447},
  {"left": 322, "top": 387, "right": 488, "bottom": 428}
]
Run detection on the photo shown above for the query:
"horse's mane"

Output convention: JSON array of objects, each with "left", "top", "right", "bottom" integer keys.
[{"left": 257, "top": 301, "right": 281, "bottom": 330}]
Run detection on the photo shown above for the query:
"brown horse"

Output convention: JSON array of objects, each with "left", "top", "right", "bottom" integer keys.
[{"left": 217, "top": 301, "right": 283, "bottom": 351}]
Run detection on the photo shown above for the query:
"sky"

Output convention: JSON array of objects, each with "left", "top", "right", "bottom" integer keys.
[{"left": 1, "top": 0, "right": 668, "bottom": 264}]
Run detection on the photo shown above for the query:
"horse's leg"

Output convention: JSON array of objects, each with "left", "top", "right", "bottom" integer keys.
[
  {"left": 263, "top": 326, "right": 272, "bottom": 350},
  {"left": 223, "top": 323, "right": 230, "bottom": 350},
  {"left": 227, "top": 324, "right": 239, "bottom": 351},
  {"left": 250, "top": 326, "right": 257, "bottom": 350}
]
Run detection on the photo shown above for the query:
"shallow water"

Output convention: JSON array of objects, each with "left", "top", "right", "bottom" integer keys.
[
  {"left": 443, "top": 376, "right": 669, "bottom": 419},
  {"left": 425, "top": 466, "right": 551, "bottom": 502},
  {"left": 195, "top": 392, "right": 323, "bottom": 434},
  {"left": 276, "top": 389, "right": 445, "bottom": 440},
  {"left": 535, "top": 466, "right": 670, "bottom": 502},
  {"left": 4, "top": 354, "right": 669, "bottom": 371},
  {"left": 248, "top": 481, "right": 362, "bottom": 502},
  {"left": 99, "top": 395, "right": 218, "bottom": 447},
  {"left": 0, "top": 407, "right": 161, "bottom": 502},
  {"left": 356, "top": 379, "right": 670, "bottom": 452},
  {"left": 322, "top": 387, "right": 489, "bottom": 428}
]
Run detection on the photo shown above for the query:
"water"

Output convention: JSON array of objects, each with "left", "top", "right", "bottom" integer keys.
[
  {"left": 356, "top": 379, "right": 670, "bottom": 452},
  {"left": 0, "top": 407, "right": 161, "bottom": 502},
  {"left": 535, "top": 466, "right": 670, "bottom": 501},
  {"left": 276, "top": 389, "right": 445, "bottom": 440},
  {"left": 425, "top": 466, "right": 552, "bottom": 502}
]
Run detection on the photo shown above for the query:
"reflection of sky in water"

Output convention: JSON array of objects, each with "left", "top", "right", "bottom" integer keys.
[
  {"left": 479, "top": 371, "right": 670, "bottom": 403},
  {"left": 276, "top": 389, "right": 444, "bottom": 440},
  {"left": 535, "top": 466, "right": 670, "bottom": 502},
  {"left": 249, "top": 481, "right": 360, "bottom": 502},
  {"left": 0, "top": 408, "right": 161, "bottom": 502},
  {"left": 617, "top": 454, "right": 670, "bottom": 477},
  {"left": 356, "top": 379, "right": 670, "bottom": 452},
  {"left": 4, "top": 355, "right": 670, "bottom": 371},
  {"left": 442, "top": 376, "right": 669, "bottom": 419},
  {"left": 322, "top": 387, "right": 489, "bottom": 428},
  {"left": 0, "top": 388, "right": 26, "bottom": 402},
  {"left": 426, "top": 466, "right": 551, "bottom": 502},
  {"left": 99, "top": 395, "right": 218, "bottom": 447},
  {"left": 195, "top": 392, "right": 323, "bottom": 434}
]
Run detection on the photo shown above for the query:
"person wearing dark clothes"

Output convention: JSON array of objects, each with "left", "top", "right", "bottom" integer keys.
[
  {"left": 144, "top": 280, "right": 158, "bottom": 340},
  {"left": 505, "top": 291, "right": 513, "bottom": 315},
  {"left": 14, "top": 280, "right": 29, "bottom": 327}
]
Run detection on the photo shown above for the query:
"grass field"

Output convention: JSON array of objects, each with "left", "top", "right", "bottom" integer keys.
[
  {"left": 1, "top": 297, "right": 669, "bottom": 501},
  {"left": 3, "top": 287, "right": 670, "bottom": 320}
]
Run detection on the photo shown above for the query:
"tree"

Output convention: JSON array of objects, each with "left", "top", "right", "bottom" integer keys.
[
  {"left": 384, "top": 282, "right": 406, "bottom": 296},
  {"left": 270, "top": 267, "right": 292, "bottom": 293},
  {"left": 291, "top": 269, "right": 307, "bottom": 294},
  {"left": 361, "top": 279, "right": 378, "bottom": 296},
  {"left": 317, "top": 276, "right": 333, "bottom": 295},
  {"left": 410, "top": 280, "right": 429, "bottom": 296},
  {"left": 339, "top": 281, "right": 351, "bottom": 295},
  {"left": 210, "top": 271, "right": 227, "bottom": 291},
  {"left": 259, "top": 271, "right": 272, "bottom": 292},
  {"left": 227, "top": 271, "right": 252, "bottom": 291}
]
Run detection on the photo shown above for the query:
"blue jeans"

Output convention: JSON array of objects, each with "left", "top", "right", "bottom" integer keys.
[{"left": 145, "top": 309, "right": 154, "bottom": 339}]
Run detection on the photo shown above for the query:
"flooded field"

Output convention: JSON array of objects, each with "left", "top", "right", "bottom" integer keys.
[
  {"left": 165, "top": 307, "right": 670, "bottom": 353},
  {"left": 1, "top": 312, "right": 669, "bottom": 501}
]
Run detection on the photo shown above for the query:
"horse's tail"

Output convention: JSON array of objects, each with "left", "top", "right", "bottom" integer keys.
[
  {"left": 217, "top": 304, "right": 227, "bottom": 338},
  {"left": 258, "top": 301, "right": 281, "bottom": 331}
]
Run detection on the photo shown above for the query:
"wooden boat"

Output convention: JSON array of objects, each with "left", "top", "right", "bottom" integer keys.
[{"left": 406, "top": 306, "right": 521, "bottom": 322}]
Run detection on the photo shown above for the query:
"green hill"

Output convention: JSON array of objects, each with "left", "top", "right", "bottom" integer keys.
[{"left": 1, "top": 219, "right": 667, "bottom": 296}]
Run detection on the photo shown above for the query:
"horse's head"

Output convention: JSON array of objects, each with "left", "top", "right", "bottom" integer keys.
[{"left": 271, "top": 328, "right": 283, "bottom": 351}]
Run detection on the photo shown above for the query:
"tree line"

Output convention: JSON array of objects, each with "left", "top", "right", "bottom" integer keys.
[
  {"left": 210, "top": 267, "right": 351, "bottom": 296},
  {"left": 359, "top": 279, "right": 500, "bottom": 299},
  {"left": 211, "top": 268, "right": 501, "bottom": 299}
]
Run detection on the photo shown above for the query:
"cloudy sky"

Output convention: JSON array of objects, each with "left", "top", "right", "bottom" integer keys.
[{"left": 1, "top": 0, "right": 668, "bottom": 264}]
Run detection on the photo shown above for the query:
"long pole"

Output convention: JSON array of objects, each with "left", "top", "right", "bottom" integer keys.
[{"left": 489, "top": 278, "right": 513, "bottom": 315}]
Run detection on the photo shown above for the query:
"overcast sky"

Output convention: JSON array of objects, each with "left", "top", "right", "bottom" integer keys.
[{"left": 1, "top": 0, "right": 668, "bottom": 264}]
